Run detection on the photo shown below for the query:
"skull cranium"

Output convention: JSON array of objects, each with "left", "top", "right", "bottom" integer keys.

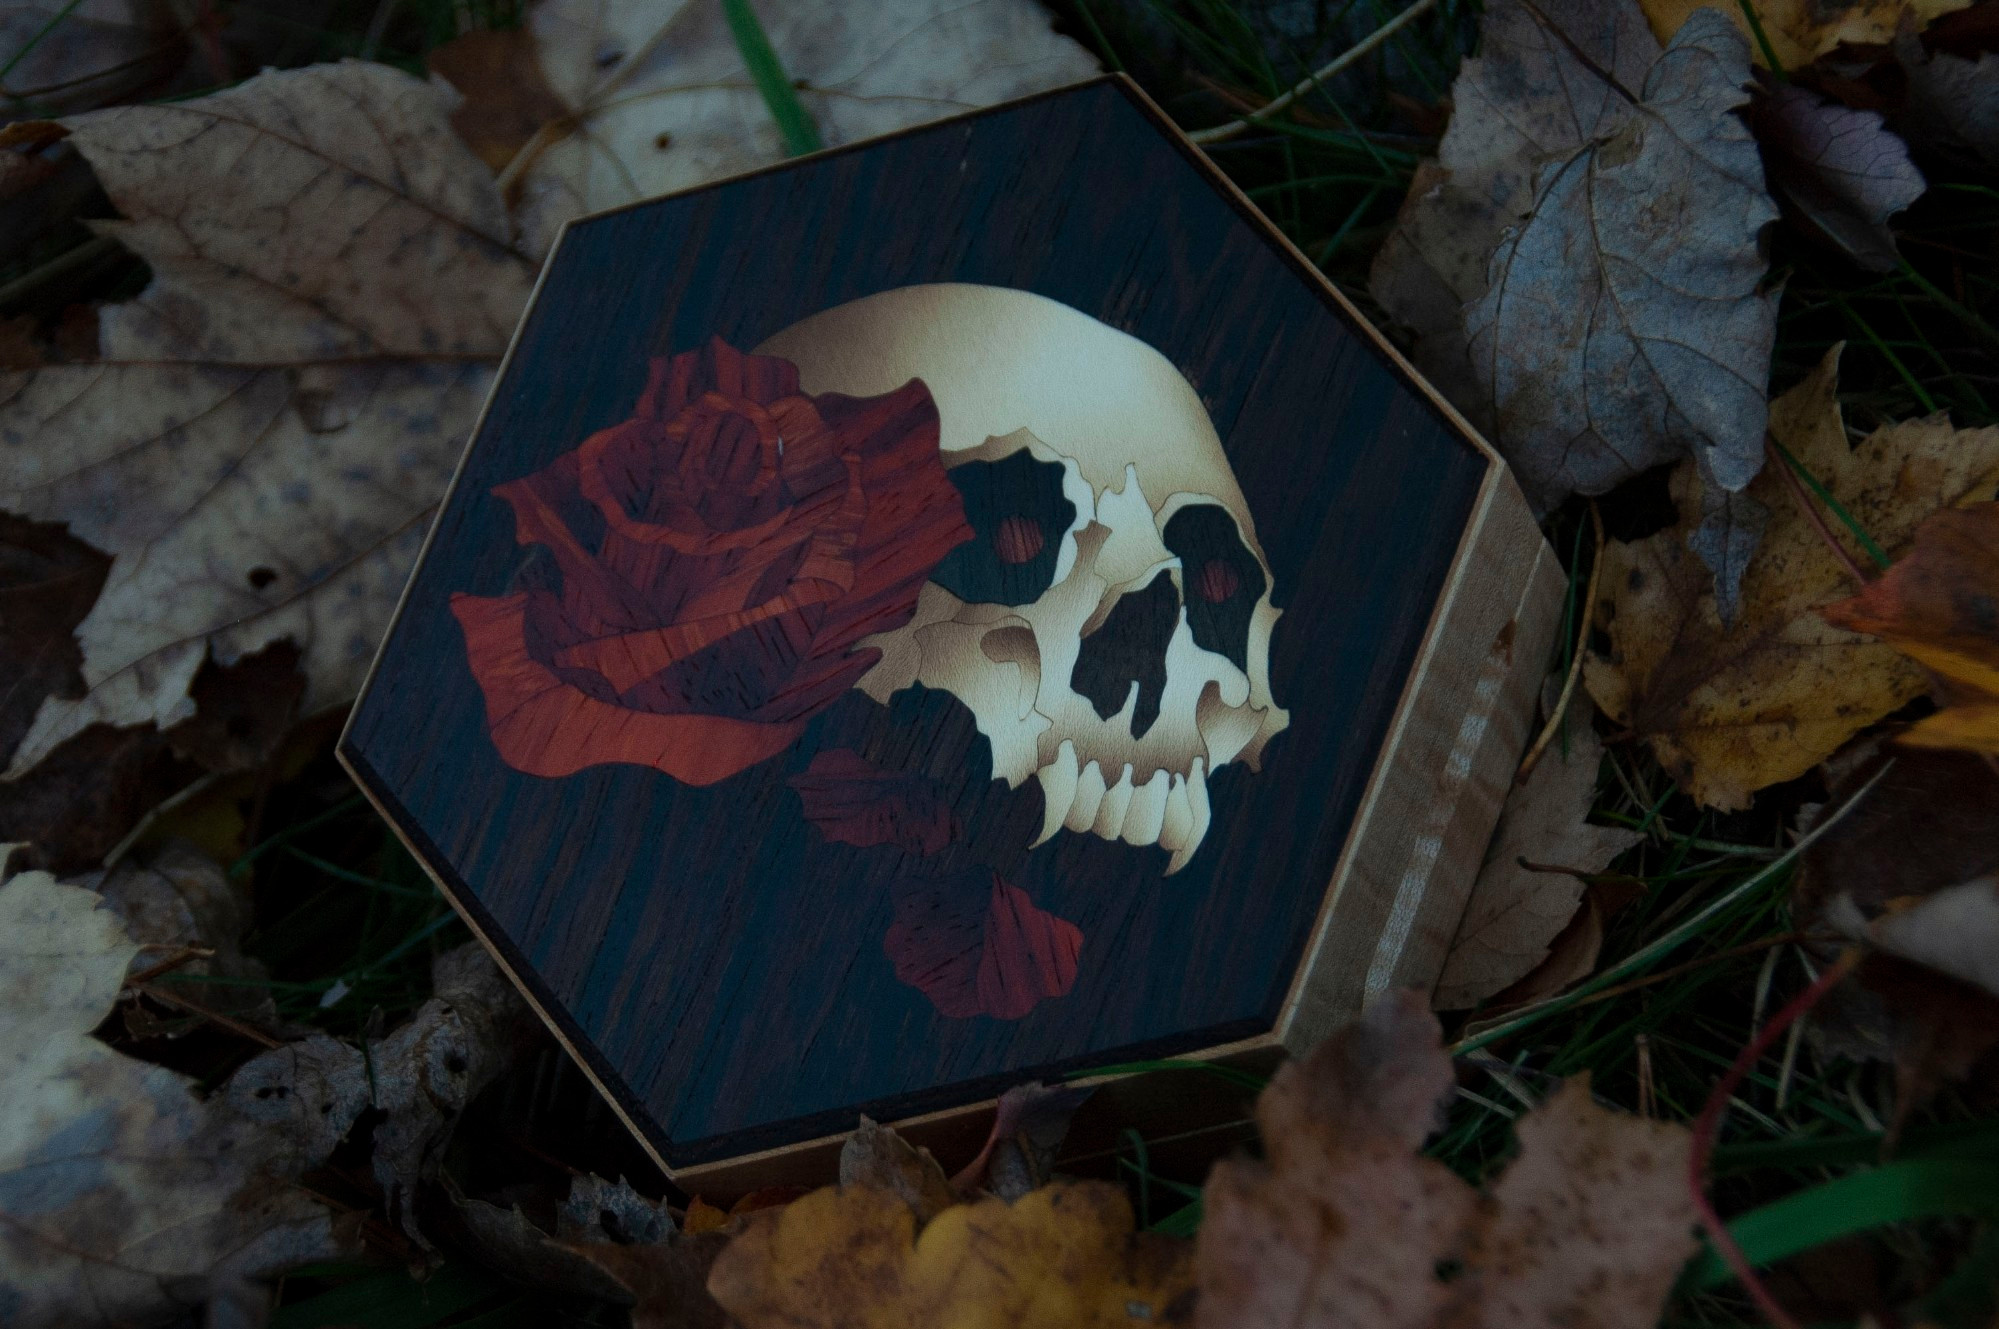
[{"left": 757, "top": 284, "right": 1287, "bottom": 872}]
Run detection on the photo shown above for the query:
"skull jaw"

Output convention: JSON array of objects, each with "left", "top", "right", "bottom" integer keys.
[{"left": 855, "top": 580, "right": 1289, "bottom": 874}]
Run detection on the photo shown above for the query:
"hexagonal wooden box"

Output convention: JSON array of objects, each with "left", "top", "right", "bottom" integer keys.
[{"left": 339, "top": 76, "right": 1561, "bottom": 1187}]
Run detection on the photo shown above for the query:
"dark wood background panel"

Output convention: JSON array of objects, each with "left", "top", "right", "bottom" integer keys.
[{"left": 345, "top": 79, "right": 1491, "bottom": 1168}]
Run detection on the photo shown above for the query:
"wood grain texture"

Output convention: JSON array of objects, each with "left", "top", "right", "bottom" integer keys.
[
  {"left": 1277, "top": 468, "right": 1565, "bottom": 1052},
  {"left": 341, "top": 77, "right": 1518, "bottom": 1172}
]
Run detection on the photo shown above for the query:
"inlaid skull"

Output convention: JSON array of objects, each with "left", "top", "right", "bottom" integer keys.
[{"left": 756, "top": 285, "right": 1287, "bottom": 873}]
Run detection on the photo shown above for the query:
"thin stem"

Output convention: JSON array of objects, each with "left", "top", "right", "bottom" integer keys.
[
  {"left": 1188, "top": 0, "right": 1439, "bottom": 145},
  {"left": 1518, "top": 502, "right": 1604, "bottom": 782},
  {"left": 1452, "top": 761, "right": 1890, "bottom": 1056},
  {"left": 1766, "top": 436, "right": 1869, "bottom": 587},
  {"left": 125, "top": 981, "right": 283, "bottom": 1048},
  {"left": 1688, "top": 947, "right": 1863, "bottom": 1327}
]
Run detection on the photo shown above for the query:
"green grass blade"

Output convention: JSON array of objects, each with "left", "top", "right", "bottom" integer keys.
[
  {"left": 720, "top": 0, "right": 822, "bottom": 156},
  {"left": 1733, "top": 0, "right": 1787, "bottom": 79},
  {"left": 1769, "top": 436, "right": 1892, "bottom": 569},
  {"left": 272, "top": 1263, "right": 503, "bottom": 1328},
  {"left": 1151, "top": 1198, "right": 1205, "bottom": 1236},
  {"left": 1, "top": 0, "right": 84, "bottom": 85},
  {"left": 1688, "top": 1159, "right": 1999, "bottom": 1289}
]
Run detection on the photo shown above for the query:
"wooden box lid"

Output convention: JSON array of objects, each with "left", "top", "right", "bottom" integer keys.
[{"left": 339, "top": 76, "right": 1561, "bottom": 1183}]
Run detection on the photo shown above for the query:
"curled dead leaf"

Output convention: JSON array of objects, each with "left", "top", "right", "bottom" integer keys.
[
  {"left": 0, "top": 863, "right": 345, "bottom": 1327},
  {"left": 839, "top": 1115, "right": 958, "bottom": 1223},
  {"left": 1372, "top": 0, "right": 1778, "bottom": 550},
  {"left": 1750, "top": 81, "right": 1925, "bottom": 273},
  {"left": 0, "top": 60, "right": 535, "bottom": 779},
  {"left": 1435, "top": 695, "right": 1641, "bottom": 1010},
  {"left": 1896, "top": 30, "right": 1999, "bottom": 168},
  {"left": 1585, "top": 344, "right": 1999, "bottom": 808}
]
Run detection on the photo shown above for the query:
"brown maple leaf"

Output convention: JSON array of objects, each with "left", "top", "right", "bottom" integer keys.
[{"left": 1198, "top": 990, "right": 1699, "bottom": 1329}]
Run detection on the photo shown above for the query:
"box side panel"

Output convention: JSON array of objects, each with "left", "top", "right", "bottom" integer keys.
[{"left": 1278, "top": 470, "right": 1564, "bottom": 1048}]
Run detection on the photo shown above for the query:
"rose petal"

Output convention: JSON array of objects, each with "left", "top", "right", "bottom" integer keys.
[
  {"left": 885, "top": 869, "right": 1082, "bottom": 1020},
  {"left": 637, "top": 336, "right": 799, "bottom": 421},
  {"left": 788, "top": 748, "right": 959, "bottom": 855},
  {"left": 451, "top": 591, "right": 801, "bottom": 784}
]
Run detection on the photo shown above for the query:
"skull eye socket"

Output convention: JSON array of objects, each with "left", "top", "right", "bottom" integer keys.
[
  {"left": 1163, "top": 504, "right": 1266, "bottom": 672},
  {"left": 928, "top": 450, "right": 1076, "bottom": 606}
]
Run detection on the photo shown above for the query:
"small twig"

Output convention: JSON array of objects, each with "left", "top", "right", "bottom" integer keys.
[
  {"left": 1688, "top": 947, "right": 1863, "bottom": 1329},
  {"left": 1518, "top": 501, "right": 1605, "bottom": 783},
  {"left": 359, "top": 0, "right": 400, "bottom": 62},
  {"left": 1636, "top": 1033, "right": 1655, "bottom": 1119},
  {"left": 1563, "top": 932, "right": 1812, "bottom": 1012},
  {"left": 125, "top": 981, "right": 282, "bottom": 1048},
  {"left": 1767, "top": 435, "right": 1868, "bottom": 587},
  {"left": 127, "top": 945, "right": 215, "bottom": 985},
  {"left": 0, "top": 234, "right": 124, "bottom": 311},
  {"left": 102, "top": 771, "right": 223, "bottom": 869},
  {"left": 1187, "top": 0, "right": 1439, "bottom": 145}
]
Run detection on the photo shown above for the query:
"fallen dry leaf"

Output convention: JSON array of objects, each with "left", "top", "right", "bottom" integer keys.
[
  {"left": 684, "top": 1196, "right": 732, "bottom": 1234},
  {"left": 1585, "top": 344, "right": 1999, "bottom": 808},
  {"left": 427, "top": 26, "right": 572, "bottom": 175},
  {"left": 1200, "top": 990, "right": 1473, "bottom": 1329},
  {"left": 220, "top": 940, "right": 532, "bottom": 1244},
  {"left": 1434, "top": 695, "right": 1642, "bottom": 1010},
  {"left": 84, "top": 838, "right": 277, "bottom": 1036},
  {"left": 709, "top": 1181, "right": 1195, "bottom": 1329},
  {"left": 1896, "top": 32, "right": 1999, "bottom": 168},
  {"left": 362, "top": 942, "right": 533, "bottom": 1240},
  {"left": 1474, "top": 886, "right": 1611, "bottom": 1016},
  {"left": 1370, "top": 0, "right": 1659, "bottom": 431},
  {"left": 448, "top": 1172, "right": 676, "bottom": 1301},
  {"left": 1823, "top": 503, "right": 1999, "bottom": 750},
  {"left": 952, "top": 1080, "right": 1094, "bottom": 1200},
  {"left": 1464, "top": 8, "right": 1778, "bottom": 528},
  {"left": 1370, "top": 0, "right": 1779, "bottom": 609},
  {"left": 1750, "top": 81, "right": 1925, "bottom": 272},
  {"left": 0, "top": 862, "right": 344, "bottom": 1326},
  {"left": 0, "top": 641, "right": 303, "bottom": 876},
  {"left": 503, "top": 0, "right": 1100, "bottom": 255},
  {"left": 570, "top": 1230, "right": 735, "bottom": 1329},
  {"left": 1794, "top": 749, "right": 1999, "bottom": 1115},
  {"left": 0, "top": 60, "right": 536, "bottom": 779},
  {"left": 1464, "top": 1076, "right": 1702, "bottom": 1326},
  {"left": 1641, "top": 0, "right": 1969, "bottom": 71},
  {"left": 1197, "top": 991, "right": 1698, "bottom": 1329},
  {"left": 840, "top": 1115, "right": 959, "bottom": 1224},
  {"left": 0, "top": 512, "right": 108, "bottom": 762}
]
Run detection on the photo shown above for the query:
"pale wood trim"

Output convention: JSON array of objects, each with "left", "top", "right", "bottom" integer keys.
[{"left": 1275, "top": 468, "right": 1563, "bottom": 1049}]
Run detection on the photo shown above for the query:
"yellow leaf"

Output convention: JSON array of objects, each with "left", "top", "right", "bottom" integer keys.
[
  {"left": 707, "top": 1182, "right": 1195, "bottom": 1329},
  {"left": 1585, "top": 344, "right": 1999, "bottom": 808},
  {"left": 1640, "top": 0, "right": 1969, "bottom": 69},
  {"left": 1906, "top": 702, "right": 1999, "bottom": 748}
]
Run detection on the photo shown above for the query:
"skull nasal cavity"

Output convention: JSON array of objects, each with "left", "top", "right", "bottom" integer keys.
[{"left": 1070, "top": 571, "right": 1178, "bottom": 740}]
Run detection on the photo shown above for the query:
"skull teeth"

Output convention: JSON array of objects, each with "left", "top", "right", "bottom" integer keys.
[{"left": 1030, "top": 752, "right": 1213, "bottom": 872}]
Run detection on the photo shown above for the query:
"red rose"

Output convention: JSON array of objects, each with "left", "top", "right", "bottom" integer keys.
[{"left": 450, "top": 338, "right": 972, "bottom": 785}]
